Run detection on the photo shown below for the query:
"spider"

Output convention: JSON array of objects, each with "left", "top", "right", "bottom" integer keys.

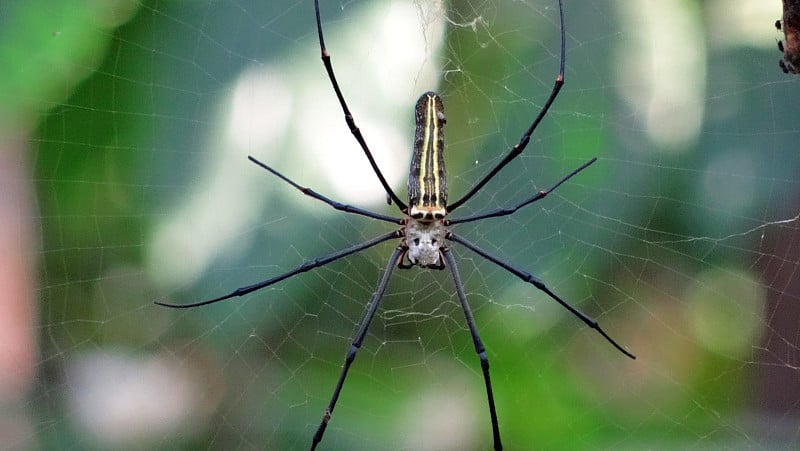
[
  {"left": 776, "top": 0, "right": 800, "bottom": 74},
  {"left": 156, "top": 0, "right": 635, "bottom": 449}
]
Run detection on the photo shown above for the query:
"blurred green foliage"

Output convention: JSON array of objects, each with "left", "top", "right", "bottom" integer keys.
[{"left": 0, "top": 0, "right": 139, "bottom": 135}]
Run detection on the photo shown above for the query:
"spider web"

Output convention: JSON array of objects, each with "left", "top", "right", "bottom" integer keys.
[{"left": 7, "top": 0, "right": 800, "bottom": 449}]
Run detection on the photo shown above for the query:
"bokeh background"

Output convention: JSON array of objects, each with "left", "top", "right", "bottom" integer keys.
[{"left": 2, "top": 0, "right": 799, "bottom": 449}]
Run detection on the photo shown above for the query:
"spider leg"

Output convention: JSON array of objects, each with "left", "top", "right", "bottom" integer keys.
[
  {"left": 447, "top": 233, "right": 635, "bottom": 360},
  {"left": 313, "top": 0, "right": 407, "bottom": 212},
  {"left": 448, "top": 0, "right": 567, "bottom": 213},
  {"left": 310, "top": 246, "right": 404, "bottom": 450},
  {"left": 397, "top": 249, "right": 414, "bottom": 269},
  {"left": 441, "top": 248, "right": 503, "bottom": 451},
  {"left": 154, "top": 231, "right": 399, "bottom": 309},
  {"left": 448, "top": 157, "right": 596, "bottom": 225},
  {"left": 248, "top": 156, "right": 401, "bottom": 224}
]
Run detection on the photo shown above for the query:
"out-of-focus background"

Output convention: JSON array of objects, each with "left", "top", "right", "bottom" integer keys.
[{"left": 3, "top": 0, "right": 799, "bottom": 449}]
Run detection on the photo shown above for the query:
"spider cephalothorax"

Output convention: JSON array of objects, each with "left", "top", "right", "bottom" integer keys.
[{"left": 403, "top": 216, "right": 447, "bottom": 268}]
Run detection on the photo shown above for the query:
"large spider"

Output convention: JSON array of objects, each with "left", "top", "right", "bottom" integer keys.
[{"left": 156, "top": 0, "right": 635, "bottom": 449}]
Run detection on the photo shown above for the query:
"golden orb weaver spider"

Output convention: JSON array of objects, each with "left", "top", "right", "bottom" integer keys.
[{"left": 156, "top": 0, "right": 636, "bottom": 449}]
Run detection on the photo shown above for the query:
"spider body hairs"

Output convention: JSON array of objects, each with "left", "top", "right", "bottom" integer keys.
[
  {"left": 777, "top": 0, "right": 800, "bottom": 74},
  {"left": 156, "top": 1, "right": 635, "bottom": 449}
]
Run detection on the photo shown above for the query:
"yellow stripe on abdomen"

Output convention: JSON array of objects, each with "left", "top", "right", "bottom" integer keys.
[{"left": 408, "top": 92, "right": 447, "bottom": 221}]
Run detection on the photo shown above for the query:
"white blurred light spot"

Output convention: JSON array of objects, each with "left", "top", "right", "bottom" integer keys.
[
  {"left": 228, "top": 68, "right": 292, "bottom": 152},
  {"left": 708, "top": 0, "right": 781, "bottom": 49},
  {"left": 65, "top": 351, "right": 211, "bottom": 448},
  {"left": 615, "top": 0, "right": 706, "bottom": 151}
]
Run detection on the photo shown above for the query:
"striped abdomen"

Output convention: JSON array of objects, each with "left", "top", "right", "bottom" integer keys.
[{"left": 407, "top": 91, "right": 447, "bottom": 221}]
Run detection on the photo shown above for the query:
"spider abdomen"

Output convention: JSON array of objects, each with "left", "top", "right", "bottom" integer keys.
[{"left": 408, "top": 91, "right": 447, "bottom": 221}]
